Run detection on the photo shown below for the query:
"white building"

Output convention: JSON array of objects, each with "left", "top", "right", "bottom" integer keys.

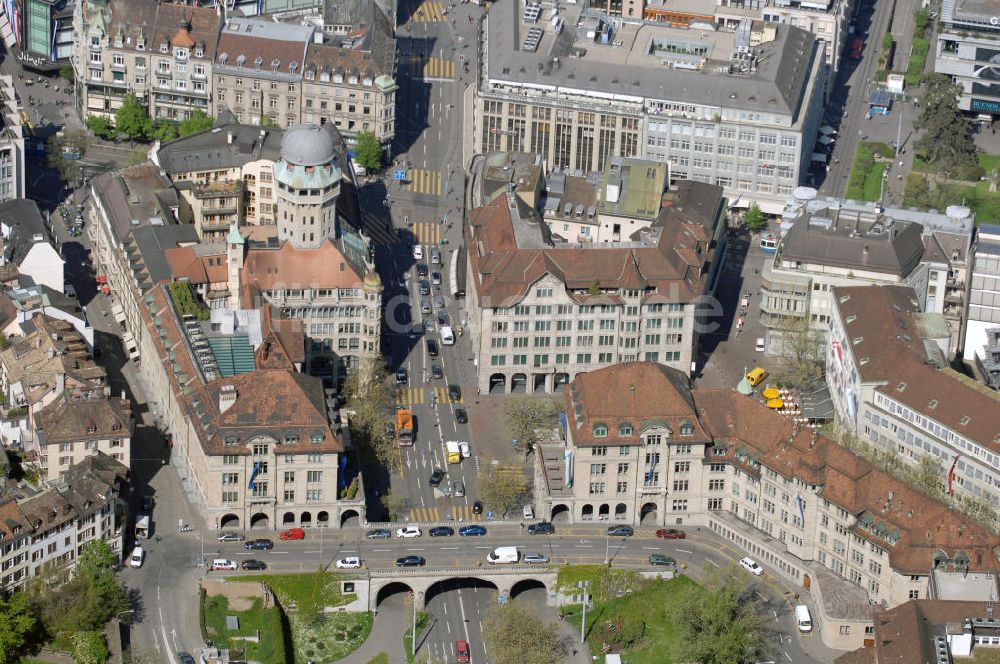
[{"left": 0, "top": 199, "right": 65, "bottom": 293}]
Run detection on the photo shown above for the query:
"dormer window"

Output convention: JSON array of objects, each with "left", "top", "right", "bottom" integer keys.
[
  {"left": 160, "top": 40, "right": 169, "bottom": 54},
  {"left": 593, "top": 424, "right": 608, "bottom": 438},
  {"left": 310, "top": 433, "right": 324, "bottom": 444},
  {"left": 254, "top": 56, "right": 263, "bottom": 69},
  {"left": 305, "top": 70, "right": 315, "bottom": 80},
  {"left": 271, "top": 58, "right": 280, "bottom": 72},
  {"left": 174, "top": 47, "right": 188, "bottom": 60},
  {"left": 195, "top": 45, "right": 204, "bottom": 58},
  {"left": 114, "top": 35, "right": 123, "bottom": 48},
  {"left": 284, "top": 434, "right": 298, "bottom": 445},
  {"left": 618, "top": 423, "right": 633, "bottom": 437},
  {"left": 679, "top": 421, "right": 695, "bottom": 436},
  {"left": 90, "top": 35, "right": 100, "bottom": 48},
  {"left": 136, "top": 36, "right": 145, "bottom": 51}
]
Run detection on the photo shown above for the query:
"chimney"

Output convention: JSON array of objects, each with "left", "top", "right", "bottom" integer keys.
[
  {"left": 219, "top": 384, "right": 237, "bottom": 414},
  {"left": 56, "top": 372, "right": 65, "bottom": 394},
  {"left": 227, "top": 131, "right": 234, "bottom": 145}
]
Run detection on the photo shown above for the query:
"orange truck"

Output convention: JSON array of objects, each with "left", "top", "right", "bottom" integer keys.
[{"left": 396, "top": 408, "right": 414, "bottom": 447}]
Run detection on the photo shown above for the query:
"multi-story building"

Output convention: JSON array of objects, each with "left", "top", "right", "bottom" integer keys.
[
  {"left": 0, "top": 0, "right": 75, "bottom": 72},
  {"left": 74, "top": 0, "right": 221, "bottom": 120},
  {"left": 0, "top": 199, "right": 65, "bottom": 293},
  {"left": 6, "top": 283, "right": 93, "bottom": 344},
  {"left": 536, "top": 360, "right": 1000, "bottom": 649},
  {"left": 977, "top": 327, "right": 1000, "bottom": 390},
  {"left": 474, "top": 0, "right": 826, "bottom": 211},
  {"left": 935, "top": 0, "right": 1000, "bottom": 115},
  {"left": 212, "top": 18, "right": 312, "bottom": 128},
  {"left": 465, "top": 178, "right": 726, "bottom": 394},
  {"left": 0, "top": 451, "right": 129, "bottom": 588},
  {"left": 32, "top": 388, "right": 132, "bottom": 481},
  {"left": 826, "top": 285, "right": 1000, "bottom": 518},
  {"left": 0, "top": 75, "right": 25, "bottom": 204},
  {"left": 759, "top": 195, "right": 974, "bottom": 356},
  {"left": 965, "top": 224, "right": 1000, "bottom": 377}
]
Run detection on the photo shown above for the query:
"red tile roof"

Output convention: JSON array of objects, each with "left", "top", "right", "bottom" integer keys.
[{"left": 241, "top": 240, "right": 365, "bottom": 292}]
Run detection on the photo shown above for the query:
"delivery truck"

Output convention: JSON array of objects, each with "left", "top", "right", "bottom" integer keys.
[
  {"left": 135, "top": 514, "right": 151, "bottom": 539},
  {"left": 487, "top": 546, "right": 520, "bottom": 564},
  {"left": 446, "top": 440, "right": 462, "bottom": 464},
  {"left": 396, "top": 408, "right": 414, "bottom": 447}
]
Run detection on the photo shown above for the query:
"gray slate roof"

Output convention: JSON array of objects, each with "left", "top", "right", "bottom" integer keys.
[
  {"left": 156, "top": 120, "right": 285, "bottom": 175},
  {"left": 0, "top": 199, "right": 50, "bottom": 267}
]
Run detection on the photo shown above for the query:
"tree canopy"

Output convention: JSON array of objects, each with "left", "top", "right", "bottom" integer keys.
[
  {"left": 742, "top": 204, "right": 767, "bottom": 231},
  {"left": 482, "top": 603, "right": 566, "bottom": 664},
  {"left": 342, "top": 357, "right": 397, "bottom": 469},
  {"left": 476, "top": 462, "right": 529, "bottom": 518},
  {"left": 914, "top": 74, "right": 981, "bottom": 180},
  {"left": 85, "top": 114, "right": 115, "bottom": 140},
  {"left": 0, "top": 592, "right": 37, "bottom": 664},
  {"left": 179, "top": 110, "right": 214, "bottom": 138},
  {"left": 503, "top": 396, "right": 559, "bottom": 457},
  {"left": 353, "top": 130, "right": 383, "bottom": 171},
  {"left": 114, "top": 93, "right": 153, "bottom": 142}
]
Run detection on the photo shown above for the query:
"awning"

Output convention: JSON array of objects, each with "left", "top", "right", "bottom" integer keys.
[
  {"left": 112, "top": 303, "right": 126, "bottom": 323},
  {"left": 819, "top": 125, "right": 837, "bottom": 136},
  {"left": 96, "top": 275, "right": 107, "bottom": 284},
  {"left": 767, "top": 398, "right": 784, "bottom": 409},
  {"left": 811, "top": 152, "right": 828, "bottom": 164},
  {"left": 101, "top": 285, "right": 111, "bottom": 295},
  {"left": 817, "top": 135, "right": 835, "bottom": 145},
  {"left": 756, "top": 201, "right": 786, "bottom": 215},
  {"left": 762, "top": 387, "right": 781, "bottom": 399}
]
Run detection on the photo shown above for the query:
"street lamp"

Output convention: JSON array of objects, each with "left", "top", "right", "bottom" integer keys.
[
  {"left": 580, "top": 581, "right": 591, "bottom": 645},
  {"left": 604, "top": 531, "right": 610, "bottom": 565},
  {"left": 411, "top": 590, "right": 424, "bottom": 656}
]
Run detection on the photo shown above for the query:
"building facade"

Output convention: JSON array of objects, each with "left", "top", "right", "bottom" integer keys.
[
  {"left": 965, "top": 224, "right": 1000, "bottom": 375},
  {"left": 0, "top": 0, "right": 75, "bottom": 72},
  {"left": 0, "top": 75, "right": 25, "bottom": 204},
  {"left": 32, "top": 389, "right": 132, "bottom": 481},
  {"left": 935, "top": 2, "right": 1000, "bottom": 115}
]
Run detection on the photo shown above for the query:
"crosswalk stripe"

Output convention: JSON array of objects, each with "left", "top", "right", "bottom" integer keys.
[{"left": 409, "top": 507, "right": 440, "bottom": 522}]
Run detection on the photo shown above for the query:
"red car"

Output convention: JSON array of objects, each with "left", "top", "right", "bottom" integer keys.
[
  {"left": 455, "top": 640, "right": 470, "bottom": 663},
  {"left": 656, "top": 528, "right": 686, "bottom": 540},
  {"left": 279, "top": 528, "right": 305, "bottom": 541}
]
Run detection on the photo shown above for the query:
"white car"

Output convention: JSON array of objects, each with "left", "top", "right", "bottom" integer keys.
[
  {"left": 755, "top": 337, "right": 766, "bottom": 352},
  {"left": 413, "top": 245, "right": 424, "bottom": 260},
  {"left": 129, "top": 548, "right": 145, "bottom": 568},
  {"left": 740, "top": 557, "right": 764, "bottom": 576},
  {"left": 336, "top": 556, "right": 362, "bottom": 569},
  {"left": 396, "top": 526, "right": 422, "bottom": 538},
  {"left": 459, "top": 442, "right": 471, "bottom": 458}
]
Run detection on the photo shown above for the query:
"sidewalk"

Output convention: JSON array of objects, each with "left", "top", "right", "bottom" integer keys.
[{"left": 336, "top": 604, "right": 409, "bottom": 664}]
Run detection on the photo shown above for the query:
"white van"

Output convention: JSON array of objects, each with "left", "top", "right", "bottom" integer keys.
[
  {"left": 795, "top": 605, "right": 812, "bottom": 632},
  {"left": 487, "top": 546, "right": 519, "bottom": 564},
  {"left": 440, "top": 326, "right": 455, "bottom": 345}
]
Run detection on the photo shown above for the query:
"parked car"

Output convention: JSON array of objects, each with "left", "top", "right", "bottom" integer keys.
[
  {"left": 241, "top": 559, "right": 267, "bottom": 571},
  {"left": 740, "top": 557, "right": 764, "bottom": 576},
  {"left": 413, "top": 245, "right": 424, "bottom": 260},
  {"left": 431, "top": 271, "right": 441, "bottom": 285},
  {"left": 523, "top": 552, "right": 550, "bottom": 564},
  {"left": 522, "top": 505, "right": 534, "bottom": 519},
  {"left": 396, "top": 367, "right": 408, "bottom": 384},
  {"left": 429, "top": 526, "right": 455, "bottom": 537},
  {"left": 217, "top": 532, "right": 245, "bottom": 543},
  {"left": 433, "top": 294, "right": 446, "bottom": 310},
  {"left": 455, "top": 408, "right": 468, "bottom": 424},
  {"left": 416, "top": 263, "right": 429, "bottom": 277},
  {"left": 336, "top": 557, "right": 362, "bottom": 569},
  {"left": 129, "top": 548, "right": 145, "bottom": 568},
  {"left": 527, "top": 522, "right": 555, "bottom": 535},
  {"left": 420, "top": 298, "right": 432, "bottom": 314},
  {"left": 448, "top": 384, "right": 462, "bottom": 402},
  {"left": 366, "top": 528, "right": 392, "bottom": 539},
  {"left": 244, "top": 539, "right": 274, "bottom": 551},
  {"left": 177, "top": 653, "right": 196, "bottom": 664},
  {"left": 755, "top": 337, "right": 766, "bottom": 352},
  {"left": 649, "top": 554, "right": 677, "bottom": 567},
  {"left": 396, "top": 555, "right": 426, "bottom": 567},
  {"left": 472, "top": 500, "right": 483, "bottom": 515},
  {"left": 459, "top": 441, "right": 471, "bottom": 458},
  {"left": 607, "top": 525, "right": 634, "bottom": 537},
  {"left": 459, "top": 525, "right": 487, "bottom": 537},
  {"left": 141, "top": 496, "right": 153, "bottom": 512},
  {"left": 419, "top": 280, "right": 431, "bottom": 296},
  {"left": 429, "top": 468, "right": 446, "bottom": 487},
  {"left": 437, "top": 310, "right": 449, "bottom": 326},
  {"left": 655, "top": 529, "right": 686, "bottom": 540},
  {"left": 279, "top": 528, "right": 305, "bottom": 541},
  {"left": 396, "top": 526, "right": 422, "bottom": 538},
  {"left": 211, "top": 559, "right": 238, "bottom": 571}
]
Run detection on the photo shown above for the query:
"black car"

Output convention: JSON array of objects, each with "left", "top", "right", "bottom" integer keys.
[
  {"left": 528, "top": 522, "right": 555, "bottom": 535},
  {"left": 455, "top": 408, "right": 468, "bottom": 424},
  {"left": 141, "top": 496, "right": 154, "bottom": 512},
  {"left": 428, "top": 468, "right": 446, "bottom": 487},
  {"left": 448, "top": 384, "right": 462, "bottom": 402},
  {"left": 241, "top": 559, "right": 267, "bottom": 571},
  {"left": 429, "top": 526, "right": 454, "bottom": 537},
  {"left": 472, "top": 500, "right": 483, "bottom": 515},
  {"left": 426, "top": 339, "right": 439, "bottom": 357},
  {"left": 416, "top": 263, "right": 429, "bottom": 277},
  {"left": 431, "top": 271, "right": 442, "bottom": 285},
  {"left": 459, "top": 525, "right": 487, "bottom": 537},
  {"left": 419, "top": 280, "right": 431, "bottom": 296},
  {"left": 244, "top": 538, "right": 274, "bottom": 551},
  {"left": 607, "top": 525, "right": 634, "bottom": 537},
  {"left": 396, "top": 367, "right": 408, "bottom": 385},
  {"left": 437, "top": 310, "right": 449, "bottom": 326},
  {"left": 396, "top": 555, "right": 426, "bottom": 567},
  {"left": 431, "top": 364, "right": 443, "bottom": 380},
  {"left": 177, "top": 654, "right": 196, "bottom": 664},
  {"left": 366, "top": 528, "right": 392, "bottom": 539}
]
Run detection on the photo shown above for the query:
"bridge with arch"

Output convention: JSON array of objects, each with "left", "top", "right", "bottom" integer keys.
[{"left": 364, "top": 566, "right": 559, "bottom": 611}]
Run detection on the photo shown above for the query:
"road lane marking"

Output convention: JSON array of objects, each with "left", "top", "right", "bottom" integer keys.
[
  {"left": 677, "top": 548, "right": 693, "bottom": 554},
  {"left": 706, "top": 558, "right": 719, "bottom": 567}
]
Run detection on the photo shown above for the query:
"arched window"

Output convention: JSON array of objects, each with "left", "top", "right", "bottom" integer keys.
[
  {"left": 593, "top": 424, "right": 608, "bottom": 438},
  {"left": 618, "top": 423, "right": 633, "bottom": 437}
]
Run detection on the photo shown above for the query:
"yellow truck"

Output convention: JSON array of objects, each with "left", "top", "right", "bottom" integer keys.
[
  {"left": 746, "top": 367, "right": 769, "bottom": 387},
  {"left": 446, "top": 441, "right": 461, "bottom": 464}
]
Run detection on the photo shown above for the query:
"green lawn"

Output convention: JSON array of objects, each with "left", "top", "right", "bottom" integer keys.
[
  {"left": 203, "top": 596, "right": 289, "bottom": 664},
  {"left": 978, "top": 152, "right": 1000, "bottom": 175},
  {"left": 555, "top": 565, "right": 608, "bottom": 593},
  {"left": 366, "top": 655, "right": 390, "bottom": 664},
  {"left": 562, "top": 574, "right": 701, "bottom": 663},
  {"left": 404, "top": 610, "right": 429, "bottom": 664},
  {"left": 230, "top": 571, "right": 353, "bottom": 611},
  {"left": 846, "top": 141, "right": 895, "bottom": 202}
]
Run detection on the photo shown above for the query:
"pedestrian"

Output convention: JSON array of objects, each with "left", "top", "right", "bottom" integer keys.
[{"left": 520, "top": 522, "right": 525, "bottom": 530}]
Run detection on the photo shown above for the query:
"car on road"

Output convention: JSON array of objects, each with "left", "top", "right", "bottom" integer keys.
[
  {"left": 336, "top": 557, "right": 362, "bottom": 569},
  {"left": 655, "top": 529, "right": 686, "bottom": 540},
  {"left": 755, "top": 337, "right": 766, "bottom": 352},
  {"left": 241, "top": 559, "right": 267, "bottom": 571},
  {"left": 426, "top": 339, "right": 439, "bottom": 357},
  {"left": 420, "top": 298, "right": 432, "bottom": 314},
  {"left": 141, "top": 496, "right": 153, "bottom": 512},
  {"left": 431, "top": 364, "right": 443, "bottom": 380},
  {"left": 279, "top": 528, "right": 305, "bottom": 541},
  {"left": 413, "top": 245, "right": 423, "bottom": 260},
  {"left": 429, "top": 526, "right": 455, "bottom": 537},
  {"left": 459, "top": 525, "right": 487, "bottom": 537},
  {"left": 459, "top": 441, "right": 470, "bottom": 458},
  {"left": 396, "top": 526, "right": 422, "bottom": 538},
  {"left": 523, "top": 553, "right": 549, "bottom": 564},
  {"left": 419, "top": 280, "right": 431, "bottom": 296},
  {"left": 396, "top": 367, "right": 408, "bottom": 384},
  {"left": 437, "top": 310, "right": 449, "bottom": 326},
  {"left": 452, "top": 480, "right": 465, "bottom": 497},
  {"left": 740, "top": 557, "right": 764, "bottom": 576},
  {"left": 177, "top": 653, "right": 196, "bottom": 664},
  {"left": 396, "top": 555, "right": 426, "bottom": 567},
  {"left": 527, "top": 522, "right": 555, "bottom": 535},
  {"left": 416, "top": 263, "right": 429, "bottom": 277},
  {"left": 129, "top": 548, "right": 145, "bottom": 568},
  {"left": 448, "top": 384, "right": 461, "bottom": 402},
  {"left": 472, "top": 500, "right": 483, "bottom": 514},
  {"left": 607, "top": 525, "right": 634, "bottom": 537},
  {"left": 649, "top": 554, "right": 677, "bottom": 567},
  {"left": 424, "top": 317, "right": 436, "bottom": 332},
  {"left": 244, "top": 539, "right": 274, "bottom": 551},
  {"left": 211, "top": 559, "right": 238, "bottom": 571},
  {"left": 431, "top": 271, "right": 441, "bottom": 285},
  {"left": 429, "top": 468, "right": 446, "bottom": 487},
  {"left": 433, "top": 294, "right": 446, "bottom": 310},
  {"left": 217, "top": 532, "right": 245, "bottom": 542},
  {"left": 366, "top": 528, "right": 392, "bottom": 539},
  {"left": 455, "top": 639, "right": 470, "bottom": 663},
  {"left": 522, "top": 505, "right": 534, "bottom": 519},
  {"left": 455, "top": 408, "right": 468, "bottom": 424}
]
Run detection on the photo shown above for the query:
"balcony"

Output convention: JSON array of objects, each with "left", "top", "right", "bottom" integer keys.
[{"left": 110, "top": 61, "right": 127, "bottom": 72}]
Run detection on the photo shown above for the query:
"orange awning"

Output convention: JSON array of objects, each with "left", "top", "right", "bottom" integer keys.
[{"left": 766, "top": 398, "right": 784, "bottom": 409}]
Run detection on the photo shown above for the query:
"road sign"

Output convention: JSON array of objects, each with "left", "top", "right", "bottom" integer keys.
[{"left": 394, "top": 170, "right": 407, "bottom": 181}]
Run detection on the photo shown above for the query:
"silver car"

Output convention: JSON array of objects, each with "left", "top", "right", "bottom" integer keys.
[
  {"left": 452, "top": 480, "right": 465, "bottom": 497},
  {"left": 523, "top": 553, "right": 549, "bottom": 564},
  {"left": 420, "top": 298, "right": 432, "bottom": 314}
]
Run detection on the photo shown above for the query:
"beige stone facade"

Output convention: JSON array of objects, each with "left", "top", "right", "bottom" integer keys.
[{"left": 33, "top": 390, "right": 132, "bottom": 482}]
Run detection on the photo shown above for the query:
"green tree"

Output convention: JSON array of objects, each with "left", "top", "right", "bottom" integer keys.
[
  {"left": 503, "top": 396, "right": 559, "bottom": 457},
  {"left": 353, "top": 130, "right": 383, "bottom": 172},
  {"left": 0, "top": 592, "right": 38, "bottom": 663},
  {"left": 881, "top": 32, "right": 894, "bottom": 51},
  {"left": 58, "top": 66, "right": 74, "bottom": 81},
  {"left": 72, "top": 630, "right": 108, "bottom": 664},
  {"left": 668, "top": 564, "right": 768, "bottom": 664},
  {"left": 380, "top": 489, "right": 407, "bottom": 521},
  {"left": 913, "top": 453, "right": 944, "bottom": 499},
  {"left": 178, "top": 110, "right": 214, "bottom": 138},
  {"left": 85, "top": 114, "right": 115, "bottom": 140},
  {"left": 151, "top": 118, "right": 178, "bottom": 143},
  {"left": 114, "top": 93, "right": 152, "bottom": 142},
  {"left": 261, "top": 115, "right": 279, "bottom": 128},
  {"left": 742, "top": 203, "right": 767, "bottom": 231},
  {"left": 482, "top": 603, "right": 565, "bottom": 664},
  {"left": 342, "top": 357, "right": 397, "bottom": 469},
  {"left": 588, "top": 279, "right": 601, "bottom": 296},
  {"left": 914, "top": 74, "right": 980, "bottom": 179},
  {"left": 46, "top": 130, "right": 90, "bottom": 183},
  {"left": 772, "top": 317, "right": 824, "bottom": 388},
  {"left": 476, "top": 462, "right": 529, "bottom": 518}
]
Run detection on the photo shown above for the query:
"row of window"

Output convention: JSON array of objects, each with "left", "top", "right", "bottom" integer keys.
[{"left": 489, "top": 351, "right": 683, "bottom": 366}]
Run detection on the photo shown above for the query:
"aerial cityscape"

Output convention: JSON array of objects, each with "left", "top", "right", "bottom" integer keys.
[{"left": 0, "top": 0, "right": 996, "bottom": 660}]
